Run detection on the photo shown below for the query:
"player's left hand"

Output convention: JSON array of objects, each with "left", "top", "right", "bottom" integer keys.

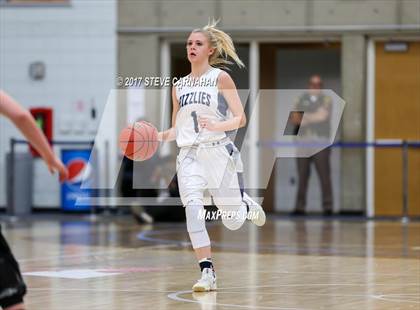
[
  {"left": 46, "top": 156, "right": 69, "bottom": 182},
  {"left": 198, "top": 116, "right": 218, "bottom": 131}
]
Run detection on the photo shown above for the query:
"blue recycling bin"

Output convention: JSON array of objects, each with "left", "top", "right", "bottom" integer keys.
[{"left": 61, "top": 149, "right": 97, "bottom": 211}]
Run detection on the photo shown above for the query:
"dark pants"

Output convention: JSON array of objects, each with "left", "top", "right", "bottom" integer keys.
[
  {"left": 295, "top": 148, "right": 333, "bottom": 212},
  {"left": 0, "top": 225, "right": 27, "bottom": 308}
]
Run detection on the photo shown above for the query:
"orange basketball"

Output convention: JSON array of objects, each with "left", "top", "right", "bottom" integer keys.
[{"left": 119, "top": 121, "right": 159, "bottom": 161}]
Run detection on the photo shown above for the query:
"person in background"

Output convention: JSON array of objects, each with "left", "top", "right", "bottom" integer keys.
[
  {"left": 0, "top": 90, "right": 68, "bottom": 310},
  {"left": 290, "top": 75, "right": 333, "bottom": 216}
]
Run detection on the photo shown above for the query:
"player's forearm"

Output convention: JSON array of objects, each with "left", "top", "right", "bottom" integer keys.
[
  {"left": 13, "top": 112, "right": 56, "bottom": 162},
  {"left": 215, "top": 115, "right": 245, "bottom": 132},
  {"left": 157, "top": 127, "right": 176, "bottom": 142}
]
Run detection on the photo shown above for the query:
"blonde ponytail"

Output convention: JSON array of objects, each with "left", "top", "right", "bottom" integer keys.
[{"left": 193, "top": 19, "right": 245, "bottom": 69}]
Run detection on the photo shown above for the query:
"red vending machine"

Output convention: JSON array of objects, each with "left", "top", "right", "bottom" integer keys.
[{"left": 29, "top": 107, "right": 53, "bottom": 157}]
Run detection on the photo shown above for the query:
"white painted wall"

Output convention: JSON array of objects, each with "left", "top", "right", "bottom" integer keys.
[{"left": 0, "top": 0, "right": 116, "bottom": 208}]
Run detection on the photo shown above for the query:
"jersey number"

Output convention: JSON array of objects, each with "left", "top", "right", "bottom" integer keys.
[{"left": 191, "top": 111, "right": 199, "bottom": 133}]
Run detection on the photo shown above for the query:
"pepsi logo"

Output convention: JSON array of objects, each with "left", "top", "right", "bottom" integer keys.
[{"left": 66, "top": 158, "right": 92, "bottom": 184}]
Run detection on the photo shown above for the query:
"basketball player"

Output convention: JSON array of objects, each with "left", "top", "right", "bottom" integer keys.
[
  {"left": 157, "top": 20, "right": 265, "bottom": 292},
  {"left": 0, "top": 90, "right": 68, "bottom": 310}
]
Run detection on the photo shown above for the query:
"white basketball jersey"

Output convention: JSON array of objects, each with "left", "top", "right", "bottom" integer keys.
[{"left": 175, "top": 67, "right": 230, "bottom": 147}]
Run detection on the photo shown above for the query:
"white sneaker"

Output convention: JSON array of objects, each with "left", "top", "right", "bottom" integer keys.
[
  {"left": 243, "top": 192, "right": 266, "bottom": 226},
  {"left": 192, "top": 268, "right": 217, "bottom": 292}
]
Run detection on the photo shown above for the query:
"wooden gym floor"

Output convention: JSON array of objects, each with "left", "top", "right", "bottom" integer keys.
[{"left": 1, "top": 215, "right": 419, "bottom": 310}]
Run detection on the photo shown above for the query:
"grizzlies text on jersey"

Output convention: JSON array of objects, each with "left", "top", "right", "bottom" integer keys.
[{"left": 175, "top": 67, "right": 229, "bottom": 147}]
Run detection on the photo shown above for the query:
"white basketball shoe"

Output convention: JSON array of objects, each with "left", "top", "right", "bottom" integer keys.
[
  {"left": 243, "top": 192, "right": 266, "bottom": 226},
  {"left": 192, "top": 268, "right": 217, "bottom": 292}
]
